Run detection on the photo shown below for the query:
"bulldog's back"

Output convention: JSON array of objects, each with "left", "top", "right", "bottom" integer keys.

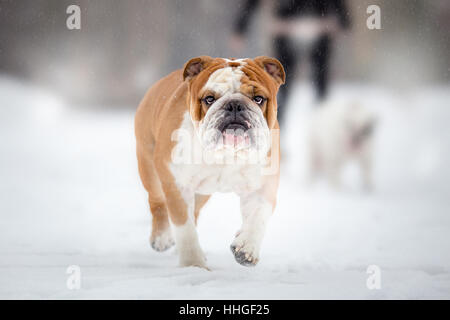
[{"left": 135, "top": 69, "right": 188, "bottom": 144}]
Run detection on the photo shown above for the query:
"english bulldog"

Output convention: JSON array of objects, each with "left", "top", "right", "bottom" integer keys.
[
  {"left": 308, "top": 100, "right": 377, "bottom": 190},
  {"left": 135, "top": 56, "right": 285, "bottom": 268}
]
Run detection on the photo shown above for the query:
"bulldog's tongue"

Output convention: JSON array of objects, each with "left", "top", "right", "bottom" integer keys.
[
  {"left": 223, "top": 132, "right": 241, "bottom": 145},
  {"left": 223, "top": 130, "right": 248, "bottom": 148}
]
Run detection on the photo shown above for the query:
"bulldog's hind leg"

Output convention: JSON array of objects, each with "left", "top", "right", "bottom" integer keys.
[
  {"left": 136, "top": 144, "right": 174, "bottom": 252},
  {"left": 231, "top": 192, "right": 273, "bottom": 267},
  {"left": 194, "top": 194, "right": 211, "bottom": 225}
]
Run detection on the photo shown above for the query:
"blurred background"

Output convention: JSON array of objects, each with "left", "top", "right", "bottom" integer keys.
[
  {"left": 0, "top": 0, "right": 450, "bottom": 299},
  {"left": 1, "top": 0, "right": 449, "bottom": 103}
]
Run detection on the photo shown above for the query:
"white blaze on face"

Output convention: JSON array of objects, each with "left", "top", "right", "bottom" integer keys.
[
  {"left": 199, "top": 64, "right": 246, "bottom": 150},
  {"left": 203, "top": 65, "right": 244, "bottom": 96}
]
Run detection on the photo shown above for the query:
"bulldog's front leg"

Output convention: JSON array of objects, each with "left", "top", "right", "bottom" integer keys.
[
  {"left": 174, "top": 217, "right": 207, "bottom": 268},
  {"left": 163, "top": 187, "right": 207, "bottom": 269},
  {"left": 231, "top": 192, "right": 273, "bottom": 266}
]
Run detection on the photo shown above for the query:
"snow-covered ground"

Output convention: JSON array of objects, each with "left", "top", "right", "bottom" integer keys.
[{"left": 1, "top": 76, "right": 449, "bottom": 299}]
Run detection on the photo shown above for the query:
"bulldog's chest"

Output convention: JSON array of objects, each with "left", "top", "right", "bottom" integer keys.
[
  {"left": 168, "top": 113, "right": 264, "bottom": 194},
  {"left": 170, "top": 162, "right": 263, "bottom": 195}
]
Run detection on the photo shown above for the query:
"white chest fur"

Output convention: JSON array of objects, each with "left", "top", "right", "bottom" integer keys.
[{"left": 169, "top": 112, "right": 264, "bottom": 195}]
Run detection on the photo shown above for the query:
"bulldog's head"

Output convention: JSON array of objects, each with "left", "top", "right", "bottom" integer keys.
[{"left": 183, "top": 56, "right": 285, "bottom": 158}]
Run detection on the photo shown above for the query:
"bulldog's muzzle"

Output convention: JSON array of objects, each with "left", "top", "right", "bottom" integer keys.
[{"left": 218, "top": 100, "right": 252, "bottom": 133}]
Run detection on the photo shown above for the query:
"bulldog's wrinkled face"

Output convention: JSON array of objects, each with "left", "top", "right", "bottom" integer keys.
[{"left": 183, "top": 56, "right": 285, "bottom": 157}]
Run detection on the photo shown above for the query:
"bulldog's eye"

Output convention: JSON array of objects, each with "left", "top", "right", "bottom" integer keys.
[
  {"left": 253, "top": 96, "right": 265, "bottom": 105},
  {"left": 203, "top": 96, "right": 215, "bottom": 105}
]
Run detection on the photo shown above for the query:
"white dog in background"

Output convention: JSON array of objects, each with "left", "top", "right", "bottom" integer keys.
[{"left": 308, "top": 100, "right": 377, "bottom": 190}]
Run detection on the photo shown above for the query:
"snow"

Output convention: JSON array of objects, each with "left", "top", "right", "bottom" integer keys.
[{"left": 1, "top": 76, "right": 449, "bottom": 299}]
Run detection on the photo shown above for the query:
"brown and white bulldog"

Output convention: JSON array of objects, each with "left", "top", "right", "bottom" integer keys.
[{"left": 135, "top": 56, "right": 285, "bottom": 268}]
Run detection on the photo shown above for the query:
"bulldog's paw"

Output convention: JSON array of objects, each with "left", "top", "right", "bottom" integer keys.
[
  {"left": 230, "top": 234, "right": 260, "bottom": 267},
  {"left": 179, "top": 251, "right": 208, "bottom": 270},
  {"left": 150, "top": 228, "right": 175, "bottom": 252}
]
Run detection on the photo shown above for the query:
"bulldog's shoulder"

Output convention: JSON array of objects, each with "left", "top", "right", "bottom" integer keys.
[
  {"left": 135, "top": 69, "right": 189, "bottom": 141},
  {"left": 138, "top": 69, "right": 186, "bottom": 113}
]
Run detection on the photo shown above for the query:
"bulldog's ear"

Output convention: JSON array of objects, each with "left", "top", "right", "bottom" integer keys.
[
  {"left": 183, "top": 56, "right": 213, "bottom": 81},
  {"left": 253, "top": 56, "right": 286, "bottom": 86}
]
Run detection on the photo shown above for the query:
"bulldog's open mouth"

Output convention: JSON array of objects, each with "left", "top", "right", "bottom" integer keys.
[
  {"left": 219, "top": 121, "right": 251, "bottom": 148},
  {"left": 220, "top": 120, "right": 250, "bottom": 133}
]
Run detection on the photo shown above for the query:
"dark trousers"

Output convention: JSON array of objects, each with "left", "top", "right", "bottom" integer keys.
[{"left": 274, "top": 34, "right": 332, "bottom": 126}]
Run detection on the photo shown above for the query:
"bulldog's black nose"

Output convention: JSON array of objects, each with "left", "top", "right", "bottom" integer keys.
[{"left": 225, "top": 100, "right": 245, "bottom": 115}]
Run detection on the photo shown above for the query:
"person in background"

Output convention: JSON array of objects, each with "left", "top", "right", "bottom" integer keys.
[{"left": 231, "top": 0, "right": 351, "bottom": 126}]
